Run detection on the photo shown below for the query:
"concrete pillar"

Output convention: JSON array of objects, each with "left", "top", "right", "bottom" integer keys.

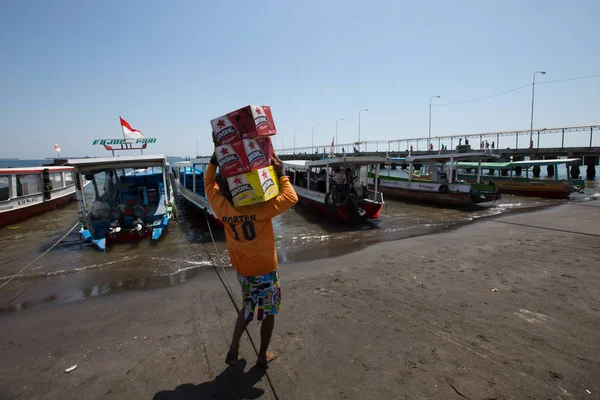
[
  {"left": 546, "top": 165, "right": 555, "bottom": 177},
  {"left": 587, "top": 164, "right": 596, "bottom": 180},
  {"left": 532, "top": 165, "right": 541, "bottom": 178},
  {"left": 584, "top": 157, "right": 599, "bottom": 180},
  {"left": 391, "top": 163, "right": 397, "bottom": 170},
  {"left": 571, "top": 165, "right": 580, "bottom": 180}
]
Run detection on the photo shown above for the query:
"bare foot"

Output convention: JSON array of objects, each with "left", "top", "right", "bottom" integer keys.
[
  {"left": 256, "top": 351, "right": 278, "bottom": 367},
  {"left": 225, "top": 347, "right": 238, "bottom": 367}
]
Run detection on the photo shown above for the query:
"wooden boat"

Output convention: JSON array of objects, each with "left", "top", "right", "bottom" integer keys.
[
  {"left": 283, "top": 156, "right": 386, "bottom": 222},
  {"left": 67, "top": 155, "right": 173, "bottom": 251},
  {"left": 171, "top": 159, "right": 222, "bottom": 226},
  {"left": 456, "top": 158, "right": 585, "bottom": 199},
  {"left": 368, "top": 153, "right": 501, "bottom": 206},
  {"left": 0, "top": 166, "right": 82, "bottom": 227}
]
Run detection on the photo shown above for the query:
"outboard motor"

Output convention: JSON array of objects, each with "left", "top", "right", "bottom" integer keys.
[{"left": 133, "top": 218, "right": 144, "bottom": 236}]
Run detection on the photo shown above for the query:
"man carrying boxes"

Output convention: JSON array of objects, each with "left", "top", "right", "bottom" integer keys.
[{"left": 205, "top": 105, "right": 298, "bottom": 368}]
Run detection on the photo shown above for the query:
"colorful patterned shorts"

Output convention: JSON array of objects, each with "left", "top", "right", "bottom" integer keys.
[{"left": 237, "top": 270, "right": 281, "bottom": 322}]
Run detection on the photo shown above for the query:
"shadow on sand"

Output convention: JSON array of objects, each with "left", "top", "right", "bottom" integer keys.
[{"left": 153, "top": 360, "right": 267, "bottom": 400}]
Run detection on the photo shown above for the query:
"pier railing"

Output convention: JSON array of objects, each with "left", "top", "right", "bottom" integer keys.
[{"left": 275, "top": 124, "right": 600, "bottom": 157}]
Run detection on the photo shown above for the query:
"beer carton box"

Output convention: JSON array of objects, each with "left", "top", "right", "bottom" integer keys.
[
  {"left": 211, "top": 114, "right": 242, "bottom": 146},
  {"left": 227, "top": 166, "right": 280, "bottom": 207},
  {"left": 215, "top": 141, "right": 250, "bottom": 178},
  {"left": 243, "top": 138, "right": 270, "bottom": 170},
  {"left": 211, "top": 105, "right": 276, "bottom": 145},
  {"left": 255, "top": 136, "right": 275, "bottom": 161}
]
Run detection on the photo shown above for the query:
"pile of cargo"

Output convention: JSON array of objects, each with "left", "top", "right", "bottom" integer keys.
[{"left": 211, "top": 105, "right": 279, "bottom": 207}]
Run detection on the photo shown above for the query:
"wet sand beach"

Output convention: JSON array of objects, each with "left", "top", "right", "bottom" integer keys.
[{"left": 1, "top": 202, "right": 599, "bottom": 399}]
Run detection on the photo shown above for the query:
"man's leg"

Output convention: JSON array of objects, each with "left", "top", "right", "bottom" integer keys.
[
  {"left": 226, "top": 307, "right": 251, "bottom": 367},
  {"left": 257, "top": 314, "right": 276, "bottom": 366}
]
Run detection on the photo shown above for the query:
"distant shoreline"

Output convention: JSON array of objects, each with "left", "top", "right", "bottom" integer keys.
[{"left": 0, "top": 158, "right": 19, "bottom": 161}]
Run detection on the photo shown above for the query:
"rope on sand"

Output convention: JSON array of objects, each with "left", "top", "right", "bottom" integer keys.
[
  {"left": 0, "top": 222, "right": 80, "bottom": 291},
  {"left": 201, "top": 212, "right": 281, "bottom": 400}
]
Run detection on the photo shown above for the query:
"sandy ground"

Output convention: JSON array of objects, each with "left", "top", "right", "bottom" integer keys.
[{"left": 1, "top": 202, "right": 599, "bottom": 400}]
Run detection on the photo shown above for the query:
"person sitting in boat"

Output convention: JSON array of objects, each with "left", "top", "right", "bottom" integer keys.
[
  {"left": 331, "top": 165, "right": 348, "bottom": 201},
  {"left": 316, "top": 168, "right": 327, "bottom": 193}
]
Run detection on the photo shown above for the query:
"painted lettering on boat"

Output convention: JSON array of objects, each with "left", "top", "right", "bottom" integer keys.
[
  {"left": 0, "top": 205, "right": 14, "bottom": 211},
  {"left": 17, "top": 196, "right": 39, "bottom": 205},
  {"left": 92, "top": 138, "right": 157, "bottom": 145}
]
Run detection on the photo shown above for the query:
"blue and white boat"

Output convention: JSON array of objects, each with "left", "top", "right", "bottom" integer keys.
[
  {"left": 67, "top": 155, "right": 173, "bottom": 251},
  {"left": 171, "top": 159, "right": 221, "bottom": 226}
]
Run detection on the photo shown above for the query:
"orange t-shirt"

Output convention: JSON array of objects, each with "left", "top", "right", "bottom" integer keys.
[{"left": 204, "top": 163, "right": 298, "bottom": 276}]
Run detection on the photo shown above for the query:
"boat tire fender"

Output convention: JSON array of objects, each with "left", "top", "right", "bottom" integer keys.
[{"left": 439, "top": 184, "right": 449, "bottom": 194}]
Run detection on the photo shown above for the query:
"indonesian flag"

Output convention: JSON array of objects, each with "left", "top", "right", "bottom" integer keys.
[
  {"left": 120, "top": 117, "right": 144, "bottom": 139},
  {"left": 329, "top": 136, "right": 335, "bottom": 158},
  {"left": 54, "top": 143, "right": 60, "bottom": 153}
]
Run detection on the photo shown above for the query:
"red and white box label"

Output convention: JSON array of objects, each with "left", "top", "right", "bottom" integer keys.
[{"left": 215, "top": 141, "right": 250, "bottom": 178}]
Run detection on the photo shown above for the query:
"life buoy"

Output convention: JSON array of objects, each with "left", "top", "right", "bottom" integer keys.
[{"left": 438, "top": 184, "right": 449, "bottom": 194}]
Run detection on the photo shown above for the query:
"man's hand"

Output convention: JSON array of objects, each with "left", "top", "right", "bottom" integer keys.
[
  {"left": 270, "top": 155, "right": 284, "bottom": 177},
  {"left": 210, "top": 150, "right": 218, "bottom": 166}
]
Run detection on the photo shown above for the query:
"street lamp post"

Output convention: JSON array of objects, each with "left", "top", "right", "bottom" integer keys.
[
  {"left": 358, "top": 109, "right": 368, "bottom": 146},
  {"left": 428, "top": 95, "right": 441, "bottom": 150},
  {"left": 529, "top": 71, "right": 546, "bottom": 147}
]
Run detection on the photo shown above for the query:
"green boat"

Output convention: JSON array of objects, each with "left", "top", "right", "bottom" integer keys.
[
  {"left": 368, "top": 152, "right": 501, "bottom": 206},
  {"left": 455, "top": 158, "right": 585, "bottom": 199}
]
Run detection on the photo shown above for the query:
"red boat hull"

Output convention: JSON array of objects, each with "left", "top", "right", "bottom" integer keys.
[
  {"left": 0, "top": 193, "right": 75, "bottom": 227},
  {"left": 296, "top": 195, "right": 383, "bottom": 222}
]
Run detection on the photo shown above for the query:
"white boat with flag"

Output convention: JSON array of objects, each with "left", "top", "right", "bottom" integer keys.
[
  {"left": 67, "top": 155, "right": 174, "bottom": 252},
  {"left": 283, "top": 156, "right": 386, "bottom": 222}
]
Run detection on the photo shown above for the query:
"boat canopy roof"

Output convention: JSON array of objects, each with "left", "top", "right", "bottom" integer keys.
[
  {"left": 67, "top": 155, "right": 167, "bottom": 173},
  {"left": 405, "top": 152, "right": 501, "bottom": 163},
  {"left": 284, "top": 156, "right": 389, "bottom": 171},
  {"left": 0, "top": 166, "right": 74, "bottom": 174},
  {"left": 456, "top": 157, "right": 581, "bottom": 169}
]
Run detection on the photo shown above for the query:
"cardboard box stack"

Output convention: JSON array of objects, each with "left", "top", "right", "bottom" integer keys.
[{"left": 211, "top": 105, "right": 279, "bottom": 207}]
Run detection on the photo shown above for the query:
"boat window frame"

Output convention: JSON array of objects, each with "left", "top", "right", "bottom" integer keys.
[
  {"left": 0, "top": 175, "right": 10, "bottom": 201},
  {"left": 64, "top": 170, "right": 75, "bottom": 186},
  {"left": 16, "top": 173, "right": 43, "bottom": 197},
  {"left": 50, "top": 172, "right": 64, "bottom": 189}
]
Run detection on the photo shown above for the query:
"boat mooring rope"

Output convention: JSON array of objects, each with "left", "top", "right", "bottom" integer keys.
[
  {"left": 0, "top": 221, "right": 80, "bottom": 292},
  {"left": 201, "top": 212, "right": 281, "bottom": 400}
]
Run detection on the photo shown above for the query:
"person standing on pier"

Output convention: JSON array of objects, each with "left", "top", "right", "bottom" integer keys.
[
  {"left": 491, "top": 141, "right": 495, "bottom": 150},
  {"left": 205, "top": 151, "right": 298, "bottom": 368}
]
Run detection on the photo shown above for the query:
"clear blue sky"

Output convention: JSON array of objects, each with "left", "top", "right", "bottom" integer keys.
[{"left": 1, "top": 0, "right": 599, "bottom": 158}]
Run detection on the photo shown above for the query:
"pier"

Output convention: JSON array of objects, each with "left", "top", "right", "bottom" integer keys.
[{"left": 276, "top": 123, "right": 600, "bottom": 179}]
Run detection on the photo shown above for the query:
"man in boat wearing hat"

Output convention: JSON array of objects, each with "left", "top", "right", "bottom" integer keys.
[{"left": 205, "top": 151, "right": 298, "bottom": 368}]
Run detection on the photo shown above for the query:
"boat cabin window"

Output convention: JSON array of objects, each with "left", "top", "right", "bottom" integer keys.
[
  {"left": 0, "top": 176, "right": 9, "bottom": 201},
  {"left": 64, "top": 171, "right": 74, "bottom": 186},
  {"left": 16, "top": 174, "right": 42, "bottom": 196},
  {"left": 50, "top": 172, "right": 64, "bottom": 189}
]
